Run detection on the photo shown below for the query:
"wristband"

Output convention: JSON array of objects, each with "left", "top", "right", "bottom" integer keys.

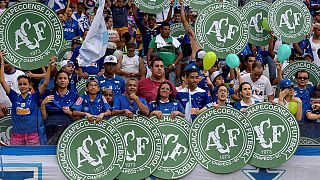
[{"left": 171, "top": 63, "right": 176, "bottom": 68}]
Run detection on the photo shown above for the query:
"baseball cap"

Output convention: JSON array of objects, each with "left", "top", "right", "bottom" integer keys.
[
  {"left": 60, "top": 60, "right": 74, "bottom": 67},
  {"left": 211, "top": 71, "right": 224, "bottom": 82},
  {"left": 86, "top": 77, "right": 100, "bottom": 87},
  {"left": 279, "top": 79, "right": 294, "bottom": 89},
  {"left": 104, "top": 55, "right": 117, "bottom": 64},
  {"left": 302, "top": 53, "right": 312, "bottom": 59},
  {"left": 195, "top": 50, "right": 206, "bottom": 60}
]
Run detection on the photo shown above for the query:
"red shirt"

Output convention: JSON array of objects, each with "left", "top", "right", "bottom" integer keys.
[{"left": 137, "top": 78, "right": 177, "bottom": 103}]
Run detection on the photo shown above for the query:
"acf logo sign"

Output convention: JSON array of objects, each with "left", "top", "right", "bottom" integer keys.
[
  {"left": 0, "top": 2, "right": 64, "bottom": 70},
  {"left": 268, "top": 0, "right": 311, "bottom": 43},
  {"left": 108, "top": 115, "right": 163, "bottom": 180},
  {"left": 189, "top": 0, "right": 238, "bottom": 12},
  {"left": 170, "top": 23, "right": 188, "bottom": 40},
  {"left": 189, "top": 106, "right": 255, "bottom": 173},
  {"left": 151, "top": 115, "right": 196, "bottom": 179},
  {"left": 242, "top": 0, "right": 271, "bottom": 46},
  {"left": 283, "top": 61, "right": 320, "bottom": 87},
  {"left": 0, "top": 108, "right": 12, "bottom": 145},
  {"left": 57, "top": 120, "right": 125, "bottom": 180},
  {"left": 246, "top": 103, "right": 300, "bottom": 168},
  {"left": 195, "top": 3, "right": 249, "bottom": 58},
  {"left": 134, "top": 0, "right": 170, "bottom": 14}
]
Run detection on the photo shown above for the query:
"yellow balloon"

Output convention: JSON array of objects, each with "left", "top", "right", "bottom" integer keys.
[
  {"left": 203, "top": 51, "right": 217, "bottom": 70},
  {"left": 288, "top": 101, "right": 298, "bottom": 115}
]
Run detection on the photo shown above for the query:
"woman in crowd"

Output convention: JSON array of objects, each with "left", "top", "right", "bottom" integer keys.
[
  {"left": 234, "top": 82, "right": 259, "bottom": 112},
  {"left": 41, "top": 70, "right": 79, "bottom": 145},
  {"left": 72, "top": 78, "right": 111, "bottom": 122},
  {"left": 0, "top": 53, "right": 54, "bottom": 145},
  {"left": 149, "top": 81, "right": 185, "bottom": 119},
  {"left": 273, "top": 79, "right": 302, "bottom": 120}
]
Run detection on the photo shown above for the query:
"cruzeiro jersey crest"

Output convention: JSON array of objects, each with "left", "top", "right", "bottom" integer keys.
[
  {"left": 189, "top": 106, "right": 255, "bottom": 173},
  {"left": 246, "top": 103, "right": 300, "bottom": 168},
  {"left": 108, "top": 115, "right": 163, "bottom": 180},
  {"left": 195, "top": 2, "right": 249, "bottom": 58},
  {"left": 57, "top": 120, "right": 125, "bottom": 180},
  {"left": 151, "top": 115, "right": 196, "bottom": 179},
  {"left": 0, "top": 2, "right": 64, "bottom": 70}
]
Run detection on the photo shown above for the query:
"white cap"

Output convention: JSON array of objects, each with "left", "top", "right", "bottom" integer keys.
[
  {"left": 196, "top": 50, "right": 206, "bottom": 60},
  {"left": 104, "top": 55, "right": 117, "bottom": 64}
]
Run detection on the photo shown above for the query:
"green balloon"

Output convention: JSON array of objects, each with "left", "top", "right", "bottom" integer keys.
[{"left": 262, "top": 17, "right": 271, "bottom": 31}]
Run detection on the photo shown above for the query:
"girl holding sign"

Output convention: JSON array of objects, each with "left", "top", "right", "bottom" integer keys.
[
  {"left": 0, "top": 53, "right": 54, "bottom": 145},
  {"left": 149, "top": 81, "right": 185, "bottom": 119}
]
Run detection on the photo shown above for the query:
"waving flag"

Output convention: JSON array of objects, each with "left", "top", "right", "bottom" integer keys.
[{"left": 48, "top": 0, "right": 68, "bottom": 11}]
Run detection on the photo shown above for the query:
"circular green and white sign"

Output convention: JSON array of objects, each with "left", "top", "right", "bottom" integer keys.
[
  {"left": 0, "top": 2, "right": 64, "bottom": 70},
  {"left": 195, "top": 3, "right": 249, "bottom": 58},
  {"left": 57, "top": 120, "right": 125, "bottom": 180},
  {"left": 246, "top": 103, "right": 300, "bottom": 168},
  {"left": 151, "top": 115, "right": 197, "bottom": 179},
  {"left": 242, "top": 0, "right": 271, "bottom": 46},
  {"left": 76, "top": 78, "right": 87, "bottom": 95},
  {"left": 283, "top": 61, "right": 320, "bottom": 87},
  {"left": 170, "top": 23, "right": 187, "bottom": 39},
  {"left": 108, "top": 115, "right": 163, "bottom": 180},
  {"left": 268, "top": 0, "right": 311, "bottom": 43},
  {"left": 190, "top": 0, "right": 238, "bottom": 12},
  {"left": 57, "top": 40, "right": 72, "bottom": 62},
  {"left": 189, "top": 106, "right": 255, "bottom": 173},
  {"left": 134, "top": 0, "right": 170, "bottom": 14},
  {"left": 0, "top": 108, "right": 12, "bottom": 145}
]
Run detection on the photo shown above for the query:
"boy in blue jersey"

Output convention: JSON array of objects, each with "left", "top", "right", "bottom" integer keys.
[
  {"left": 305, "top": 92, "right": 320, "bottom": 138},
  {"left": 112, "top": 79, "right": 149, "bottom": 118},
  {"left": 72, "top": 78, "right": 111, "bottom": 122},
  {"left": 294, "top": 70, "right": 320, "bottom": 123},
  {"left": 97, "top": 55, "right": 125, "bottom": 98},
  {"left": 176, "top": 68, "right": 210, "bottom": 122},
  {"left": 0, "top": 54, "right": 54, "bottom": 145}
]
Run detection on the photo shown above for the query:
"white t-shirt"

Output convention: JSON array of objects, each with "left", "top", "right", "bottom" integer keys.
[
  {"left": 0, "top": 69, "right": 25, "bottom": 107},
  {"left": 310, "top": 36, "right": 320, "bottom": 66},
  {"left": 236, "top": 73, "right": 274, "bottom": 102},
  {"left": 121, "top": 55, "right": 140, "bottom": 81}
]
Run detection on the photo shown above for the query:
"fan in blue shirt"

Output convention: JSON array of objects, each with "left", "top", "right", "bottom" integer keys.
[
  {"left": 176, "top": 68, "right": 210, "bottom": 122},
  {"left": 305, "top": 93, "right": 320, "bottom": 138},
  {"left": 0, "top": 55, "right": 54, "bottom": 145},
  {"left": 63, "top": 9, "right": 81, "bottom": 40},
  {"left": 234, "top": 82, "right": 260, "bottom": 112},
  {"left": 112, "top": 79, "right": 149, "bottom": 117},
  {"left": 293, "top": 70, "right": 320, "bottom": 123},
  {"left": 97, "top": 55, "right": 125, "bottom": 98},
  {"left": 41, "top": 70, "right": 79, "bottom": 145},
  {"left": 72, "top": 78, "right": 111, "bottom": 121},
  {"left": 149, "top": 82, "right": 185, "bottom": 119}
]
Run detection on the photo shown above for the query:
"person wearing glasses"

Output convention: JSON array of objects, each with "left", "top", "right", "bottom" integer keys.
[
  {"left": 112, "top": 79, "right": 149, "bottom": 118},
  {"left": 97, "top": 55, "right": 125, "bottom": 98},
  {"left": 273, "top": 79, "right": 302, "bottom": 120},
  {"left": 294, "top": 70, "right": 320, "bottom": 122},
  {"left": 72, "top": 78, "right": 111, "bottom": 122},
  {"left": 0, "top": 53, "right": 54, "bottom": 145}
]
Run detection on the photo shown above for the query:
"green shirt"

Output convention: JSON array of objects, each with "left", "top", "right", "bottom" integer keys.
[{"left": 148, "top": 36, "right": 182, "bottom": 67}]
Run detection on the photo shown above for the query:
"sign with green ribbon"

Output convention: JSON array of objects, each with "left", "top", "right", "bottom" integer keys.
[
  {"left": 0, "top": 2, "right": 64, "bottom": 70},
  {"left": 108, "top": 115, "right": 163, "bottom": 180},
  {"left": 151, "top": 115, "right": 196, "bottom": 179},
  {"left": 135, "top": 0, "right": 171, "bottom": 14},
  {"left": 268, "top": 0, "right": 312, "bottom": 43},
  {"left": 57, "top": 120, "right": 125, "bottom": 180},
  {"left": 242, "top": 0, "right": 271, "bottom": 46},
  {"left": 195, "top": 3, "right": 249, "bottom": 58},
  {"left": 283, "top": 61, "right": 320, "bottom": 87},
  {"left": 189, "top": 107, "right": 255, "bottom": 173},
  {"left": 0, "top": 108, "right": 12, "bottom": 145},
  {"left": 246, "top": 103, "right": 300, "bottom": 168}
]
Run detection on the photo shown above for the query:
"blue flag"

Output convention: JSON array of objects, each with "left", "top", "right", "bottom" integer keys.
[{"left": 48, "top": 0, "right": 68, "bottom": 11}]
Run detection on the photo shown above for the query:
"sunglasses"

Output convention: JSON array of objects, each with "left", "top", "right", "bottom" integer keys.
[{"left": 296, "top": 77, "right": 309, "bottom": 80}]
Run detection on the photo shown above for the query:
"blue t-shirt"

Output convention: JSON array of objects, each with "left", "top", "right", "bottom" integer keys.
[
  {"left": 69, "top": 73, "right": 79, "bottom": 93},
  {"left": 72, "top": 94, "right": 110, "bottom": 117},
  {"left": 81, "top": 57, "right": 104, "bottom": 75},
  {"left": 304, "top": 105, "right": 320, "bottom": 138},
  {"left": 113, "top": 95, "right": 148, "bottom": 115},
  {"left": 97, "top": 74, "right": 125, "bottom": 98},
  {"left": 43, "top": 90, "right": 78, "bottom": 126},
  {"left": 294, "top": 86, "right": 317, "bottom": 123},
  {"left": 148, "top": 100, "right": 185, "bottom": 114},
  {"left": 8, "top": 90, "right": 41, "bottom": 134},
  {"left": 63, "top": 19, "right": 80, "bottom": 40}
]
